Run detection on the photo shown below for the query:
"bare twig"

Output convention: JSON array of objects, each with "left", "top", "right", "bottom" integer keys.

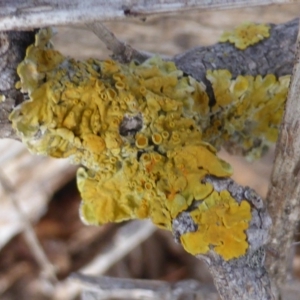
[
  {"left": 0, "top": 262, "right": 32, "bottom": 295},
  {"left": 129, "top": 0, "right": 296, "bottom": 14},
  {"left": 82, "top": 220, "right": 156, "bottom": 275},
  {"left": 53, "top": 220, "right": 156, "bottom": 300},
  {"left": 0, "top": 169, "right": 57, "bottom": 284},
  {"left": 86, "top": 22, "right": 153, "bottom": 63},
  {"left": 266, "top": 18, "right": 300, "bottom": 293},
  {"left": 70, "top": 274, "right": 219, "bottom": 300},
  {"left": 0, "top": 0, "right": 295, "bottom": 31}
]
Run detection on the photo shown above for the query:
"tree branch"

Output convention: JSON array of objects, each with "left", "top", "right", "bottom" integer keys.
[
  {"left": 266, "top": 19, "right": 300, "bottom": 290},
  {"left": 0, "top": 0, "right": 294, "bottom": 31},
  {"left": 174, "top": 18, "right": 297, "bottom": 81},
  {"left": 0, "top": 19, "right": 298, "bottom": 142},
  {"left": 172, "top": 176, "right": 272, "bottom": 300},
  {"left": 86, "top": 22, "right": 153, "bottom": 63},
  {"left": 70, "top": 273, "right": 219, "bottom": 300}
]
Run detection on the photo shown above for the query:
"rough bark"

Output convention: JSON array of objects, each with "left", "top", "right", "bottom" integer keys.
[
  {"left": 0, "top": 30, "right": 35, "bottom": 139},
  {"left": 266, "top": 19, "right": 300, "bottom": 290},
  {"left": 174, "top": 18, "right": 298, "bottom": 81}
]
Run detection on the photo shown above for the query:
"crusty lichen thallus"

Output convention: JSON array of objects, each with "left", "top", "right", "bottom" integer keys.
[
  {"left": 10, "top": 28, "right": 286, "bottom": 261},
  {"left": 180, "top": 190, "right": 251, "bottom": 260},
  {"left": 205, "top": 70, "right": 289, "bottom": 159},
  {"left": 219, "top": 22, "right": 270, "bottom": 50}
]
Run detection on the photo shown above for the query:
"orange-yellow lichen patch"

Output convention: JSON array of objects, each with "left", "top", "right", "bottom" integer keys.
[
  {"left": 11, "top": 28, "right": 276, "bottom": 260},
  {"left": 10, "top": 29, "right": 234, "bottom": 231},
  {"left": 77, "top": 142, "right": 232, "bottom": 229},
  {"left": 10, "top": 29, "right": 212, "bottom": 169},
  {"left": 205, "top": 69, "right": 290, "bottom": 159},
  {"left": 180, "top": 190, "right": 251, "bottom": 260},
  {"left": 219, "top": 22, "right": 270, "bottom": 50}
]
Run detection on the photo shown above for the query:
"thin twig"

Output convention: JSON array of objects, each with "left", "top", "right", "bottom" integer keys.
[
  {"left": 86, "top": 22, "right": 153, "bottom": 63},
  {"left": 70, "top": 274, "right": 219, "bottom": 300},
  {"left": 81, "top": 289, "right": 159, "bottom": 300},
  {"left": 0, "top": 168, "right": 57, "bottom": 284},
  {"left": 0, "top": 0, "right": 295, "bottom": 30},
  {"left": 53, "top": 220, "right": 156, "bottom": 300},
  {"left": 0, "top": 262, "right": 32, "bottom": 294},
  {"left": 130, "top": 0, "right": 295, "bottom": 15},
  {"left": 82, "top": 221, "right": 156, "bottom": 274}
]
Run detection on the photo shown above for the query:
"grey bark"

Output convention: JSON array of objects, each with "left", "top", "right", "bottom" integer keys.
[
  {"left": 174, "top": 18, "right": 298, "bottom": 79},
  {"left": 0, "top": 30, "right": 35, "bottom": 139},
  {"left": 70, "top": 273, "right": 219, "bottom": 300},
  {"left": 0, "top": 0, "right": 292, "bottom": 31},
  {"left": 265, "top": 19, "right": 300, "bottom": 290}
]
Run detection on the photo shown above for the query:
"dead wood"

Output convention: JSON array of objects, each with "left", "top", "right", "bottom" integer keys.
[
  {"left": 0, "top": 1, "right": 293, "bottom": 31},
  {"left": 266, "top": 18, "right": 300, "bottom": 292}
]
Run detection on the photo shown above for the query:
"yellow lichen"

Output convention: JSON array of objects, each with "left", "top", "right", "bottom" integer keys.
[
  {"left": 219, "top": 22, "right": 270, "bottom": 50},
  {"left": 180, "top": 191, "right": 251, "bottom": 260},
  {"left": 135, "top": 133, "right": 148, "bottom": 149},
  {"left": 10, "top": 29, "right": 232, "bottom": 231},
  {"left": 205, "top": 69, "right": 290, "bottom": 159},
  {"left": 10, "top": 28, "right": 282, "bottom": 261}
]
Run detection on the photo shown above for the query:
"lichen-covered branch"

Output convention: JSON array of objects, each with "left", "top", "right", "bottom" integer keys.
[
  {"left": 173, "top": 176, "right": 272, "bottom": 300},
  {"left": 0, "top": 19, "right": 297, "bottom": 141},
  {"left": 174, "top": 18, "right": 297, "bottom": 83},
  {"left": 0, "top": 17, "right": 298, "bottom": 300},
  {"left": 266, "top": 19, "right": 300, "bottom": 290},
  {"left": 7, "top": 27, "right": 282, "bottom": 300}
]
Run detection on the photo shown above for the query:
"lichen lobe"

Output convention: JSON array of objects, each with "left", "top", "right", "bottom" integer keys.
[{"left": 219, "top": 22, "right": 271, "bottom": 50}]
